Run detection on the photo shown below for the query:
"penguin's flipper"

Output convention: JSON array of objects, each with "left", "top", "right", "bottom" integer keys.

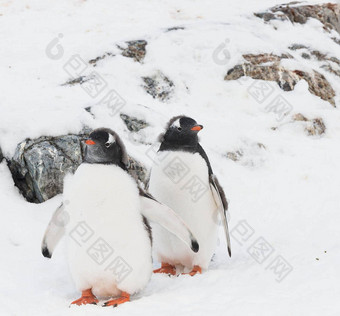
[
  {"left": 41, "top": 202, "right": 68, "bottom": 258},
  {"left": 210, "top": 174, "right": 231, "bottom": 257},
  {"left": 140, "top": 193, "right": 199, "bottom": 253}
]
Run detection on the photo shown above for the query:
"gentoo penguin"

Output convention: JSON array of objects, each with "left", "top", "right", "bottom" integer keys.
[
  {"left": 148, "top": 116, "right": 231, "bottom": 276},
  {"left": 41, "top": 128, "right": 199, "bottom": 307}
]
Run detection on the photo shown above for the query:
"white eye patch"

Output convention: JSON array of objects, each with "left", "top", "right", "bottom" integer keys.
[
  {"left": 171, "top": 119, "right": 181, "bottom": 129},
  {"left": 105, "top": 133, "right": 115, "bottom": 147}
]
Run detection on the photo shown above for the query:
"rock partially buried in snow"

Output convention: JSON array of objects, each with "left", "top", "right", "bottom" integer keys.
[
  {"left": 142, "top": 71, "right": 175, "bottom": 101},
  {"left": 88, "top": 40, "right": 148, "bottom": 66},
  {"left": 292, "top": 113, "right": 308, "bottom": 122},
  {"left": 117, "top": 40, "right": 148, "bottom": 63},
  {"left": 225, "top": 53, "right": 336, "bottom": 106},
  {"left": 225, "top": 141, "right": 267, "bottom": 167},
  {"left": 306, "top": 118, "right": 326, "bottom": 136},
  {"left": 288, "top": 45, "right": 340, "bottom": 78},
  {"left": 255, "top": 3, "right": 340, "bottom": 35},
  {"left": 62, "top": 74, "right": 95, "bottom": 86},
  {"left": 9, "top": 134, "right": 148, "bottom": 203},
  {"left": 88, "top": 52, "right": 115, "bottom": 67},
  {"left": 120, "top": 113, "right": 149, "bottom": 132},
  {"left": 0, "top": 147, "right": 3, "bottom": 163},
  {"left": 292, "top": 113, "right": 326, "bottom": 136},
  {"left": 64, "top": 40, "right": 147, "bottom": 82}
]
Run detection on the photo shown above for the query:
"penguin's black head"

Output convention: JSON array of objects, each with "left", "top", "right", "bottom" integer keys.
[
  {"left": 159, "top": 116, "right": 203, "bottom": 151},
  {"left": 84, "top": 128, "right": 128, "bottom": 168}
]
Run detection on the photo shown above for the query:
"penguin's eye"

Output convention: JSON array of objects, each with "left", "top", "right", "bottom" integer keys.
[
  {"left": 105, "top": 133, "right": 115, "bottom": 148},
  {"left": 177, "top": 127, "right": 182, "bottom": 131}
]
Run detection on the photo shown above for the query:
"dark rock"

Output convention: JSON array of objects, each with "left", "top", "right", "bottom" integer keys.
[
  {"left": 9, "top": 134, "right": 148, "bottom": 203},
  {"left": 225, "top": 53, "right": 336, "bottom": 106},
  {"left": 288, "top": 43, "right": 308, "bottom": 50},
  {"left": 118, "top": 40, "right": 147, "bottom": 63},
  {"left": 120, "top": 113, "right": 149, "bottom": 132},
  {"left": 166, "top": 26, "right": 185, "bottom": 32},
  {"left": 301, "top": 53, "right": 311, "bottom": 59},
  {"left": 89, "top": 52, "right": 114, "bottom": 67},
  {"left": 9, "top": 135, "right": 84, "bottom": 203},
  {"left": 255, "top": 3, "right": 340, "bottom": 35},
  {"left": 254, "top": 12, "right": 277, "bottom": 22},
  {"left": 332, "top": 37, "right": 340, "bottom": 45},
  {"left": 142, "top": 71, "right": 175, "bottom": 101},
  {"left": 86, "top": 40, "right": 147, "bottom": 67},
  {"left": 0, "top": 147, "right": 3, "bottom": 163},
  {"left": 62, "top": 76, "right": 91, "bottom": 86}
]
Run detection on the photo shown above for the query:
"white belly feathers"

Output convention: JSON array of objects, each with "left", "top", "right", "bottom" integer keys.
[
  {"left": 149, "top": 151, "right": 218, "bottom": 270},
  {"left": 63, "top": 164, "right": 152, "bottom": 298}
]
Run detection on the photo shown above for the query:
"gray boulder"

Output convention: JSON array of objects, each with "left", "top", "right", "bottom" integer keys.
[{"left": 9, "top": 133, "right": 148, "bottom": 203}]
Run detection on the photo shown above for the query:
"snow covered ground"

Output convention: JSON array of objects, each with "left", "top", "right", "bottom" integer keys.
[{"left": 1, "top": 0, "right": 340, "bottom": 315}]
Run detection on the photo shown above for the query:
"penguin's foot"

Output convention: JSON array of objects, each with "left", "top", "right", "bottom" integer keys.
[
  {"left": 70, "top": 289, "right": 99, "bottom": 306},
  {"left": 103, "top": 292, "right": 130, "bottom": 307},
  {"left": 153, "top": 262, "right": 176, "bottom": 275},
  {"left": 182, "top": 265, "right": 202, "bottom": 276}
]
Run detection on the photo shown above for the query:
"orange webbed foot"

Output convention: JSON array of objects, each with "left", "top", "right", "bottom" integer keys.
[
  {"left": 153, "top": 263, "right": 176, "bottom": 275},
  {"left": 103, "top": 291, "right": 130, "bottom": 307},
  {"left": 182, "top": 265, "right": 202, "bottom": 276},
  {"left": 70, "top": 289, "right": 99, "bottom": 306}
]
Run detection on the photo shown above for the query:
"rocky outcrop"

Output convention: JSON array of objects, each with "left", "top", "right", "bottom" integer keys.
[
  {"left": 255, "top": 3, "right": 340, "bottom": 34},
  {"left": 142, "top": 71, "right": 175, "bottom": 101},
  {"left": 225, "top": 53, "right": 336, "bottom": 106},
  {"left": 9, "top": 134, "right": 148, "bottom": 203},
  {"left": 0, "top": 147, "right": 3, "bottom": 163}
]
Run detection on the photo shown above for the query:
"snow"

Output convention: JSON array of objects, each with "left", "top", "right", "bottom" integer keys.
[{"left": 1, "top": 0, "right": 340, "bottom": 315}]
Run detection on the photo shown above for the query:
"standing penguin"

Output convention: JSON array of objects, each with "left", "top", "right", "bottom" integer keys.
[
  {"left": 41, "top": 128, "right": 199, "bottom": 307},
  {"left": 148, "top": 116, "right": 231, "bottom": 276}
]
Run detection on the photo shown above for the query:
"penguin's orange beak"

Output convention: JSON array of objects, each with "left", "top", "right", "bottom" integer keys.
[
  {"left": 191, "top": 125, "right": 203, "bottom": 131},
  {"left": 85, "top": 139, "right": 96, "bottom": 145}
]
